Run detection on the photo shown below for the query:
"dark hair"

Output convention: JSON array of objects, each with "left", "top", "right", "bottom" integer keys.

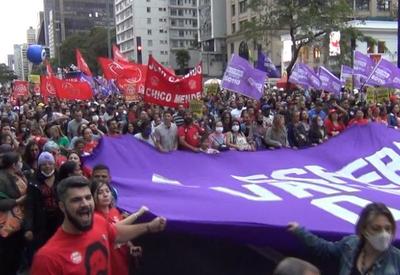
[
  {"left": 90, "top": 180, "right": 113, "bottom": 207},
  {"left": 23, "top": 140, "right": 40, "bottom": 166},
  {"left": 57, "top": 176, "right": 90, "bottom": 202},
  {"left": 163, "top": 109, "right": 173, "bottom": 116},
  {"left": 92, "top": 164, "right": 110, "bottom": 174},
  {"left": 58, "top": 161, "right": 79, "bottom": 181},
  {"left": 355, "top": 202, "right": 396, "bottom": 239},
  {"left": 107, "top": 118, "right": 117, "bottom": 128},
  {"left": 1, "top": 152, "right": 20, "bottom": 169},
  {"left": 273, "top": 257, "right": 320, "bottom": 275}
]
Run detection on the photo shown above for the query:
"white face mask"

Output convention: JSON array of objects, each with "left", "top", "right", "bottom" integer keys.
[
  {"left": 366, "top": 230, "right": 392, "bottom": 252},
  {"left": 232, "top": 125, "right": 240, "bottom": 132},
  {"left": 41, "top": 169, "right": 55, "bottom": 178},
  {"left": 17, "top": 161, "right": 23, "bottom": 171},
  {"left": 317, "top": 120, "right": 324, "bottom": 127},
  {"left": 215, "top": 127, "right": 223, "bottom": 134}
]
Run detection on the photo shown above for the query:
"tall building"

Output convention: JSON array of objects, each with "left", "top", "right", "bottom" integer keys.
[
  {"left": 226, "top": 0, "right": 283, "bottom": 74},
  {"left": 44, "top": 0, "right": 114, "bottom": 60},
  {"left": 27, "top": 27, "right": 37, "bottom": 45},
  {"left": 168, "top": 0, "right": 200, "bottom": 69},
  {"left": 198, "top": 0, "right": 227, "bottom": 78},
  {"left": 13, "top": 44, "right": 29, "bottom": 81},
  {"left": 115, "top": 0, "right": 200, "bottom": 70},
  {"left": 115, "top": 0, "right": 170, "bottom": 65},
  {"left": 7, "top": 55, "right": 15, "bottom": 71},
  {"left": 226, "top": 0, "right": 397, "bottom": 76}
]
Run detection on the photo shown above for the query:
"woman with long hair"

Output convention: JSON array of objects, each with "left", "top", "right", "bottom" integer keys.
[
  {"left": 264, "top": 114, "right": 289, "bottom": 149},
  {"left": 0, "top": 152, "right": 28, "bottom": 275},
  {"left": 309, "top": 116, "right": 328, "bottom": 145},
  {"left": 288, "top": 203, "right": 400, "bottom": 274},
  {"left": 91, "top": 180, "right": 147, "bottom": 275},
  {"left": 226, "top": 119, "right": 255, "bottom": 151}
]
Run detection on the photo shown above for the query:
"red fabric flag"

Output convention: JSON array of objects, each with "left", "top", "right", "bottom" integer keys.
[
  {"left": 144, "top": 55, "right": 203, "bottom": 108},
  {"left": 98, "top": 57, "right": 147, "bottom": 82},
  {"left": 12, "top": 80, "right": 29, "bottom": 98},
  {"left": 112, "top": 44, "right": 130, "bottom": 64},
  {"left": 76, "top": 49, "right": 92, "bottom": 76},
  {"left": 44, "top": 60, "right": 54, "bottom": 76},
  {"left": 40, "top": 75, "right": 57, "bottom": 103},
  {"left": 54, "top": 78, "right": 93, "bottom": 100}
]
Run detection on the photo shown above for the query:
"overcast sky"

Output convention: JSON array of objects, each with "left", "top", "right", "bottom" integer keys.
[{"left": 0, "top": 0, "right": 43, "bottom": 64}]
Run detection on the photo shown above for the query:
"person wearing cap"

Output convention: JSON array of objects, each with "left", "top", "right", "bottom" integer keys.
[
  {"left": 324, "top": 109, "right": 345, "bottom": 137},
  {"left": 31, "top": 176, "right": 167, "bottom": 275},
  {"left": 24, "top": 151, "right": 63, "bottom": 260}
]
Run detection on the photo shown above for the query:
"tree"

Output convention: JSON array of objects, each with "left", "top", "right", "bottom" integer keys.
[
  {"left": 246, "top": 0, "right": 352, "bottom": 81},
  {"left": 175, "top": 49, "right": 191, "bottom": 75},
  {"left": 59, "top": 27, "right": 116, "bottom": 75},
  {"left": 0, "top": 64, "right": 17, "bottom": 86}
]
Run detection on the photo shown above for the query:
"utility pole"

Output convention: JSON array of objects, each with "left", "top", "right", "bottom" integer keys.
[{"left": 106, "top": 0, "right": 112, "bottom": 59}]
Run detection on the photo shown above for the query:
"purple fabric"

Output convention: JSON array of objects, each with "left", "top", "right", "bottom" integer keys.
[
  {"left": 353, "top": 51, "right": 378, "bottom": 86},
  {"left": 368, "top": 58, "right": 400, "bottom": 89},
  {"left": 221, "top": 54, "right": 267, "bottom": 100},
  {"left": 289, "top": 63, "right": 321, "bottom": 90},
  {"left": 256, "top": 50, "right": 280, "bottom": 78},
  {"left": 85, "top": 124, "right": 400, "bottom": 246},
  {"left": 318, "top": 66, "right": 341, "bottom": 95},
  {"left": 340, "top": 65, "right": 353, "bottom": 83}
]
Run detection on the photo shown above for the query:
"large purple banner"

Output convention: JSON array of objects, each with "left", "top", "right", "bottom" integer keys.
[{"left": 85, "top": 124, "right": 400, "bottom": 247}]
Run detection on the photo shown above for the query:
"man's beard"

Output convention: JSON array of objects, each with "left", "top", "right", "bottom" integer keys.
[{"left": 65, "top": 205, "right": 94, "bottom": 232}]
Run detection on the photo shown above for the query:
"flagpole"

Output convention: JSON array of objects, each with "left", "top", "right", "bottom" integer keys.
[{"left": 359, "top": 58, "right": 383, "bottom": 92}]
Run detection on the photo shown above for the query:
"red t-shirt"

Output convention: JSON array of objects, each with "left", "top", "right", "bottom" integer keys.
[
  {"left": 97, "top": 208, "right": 129, "bottom": 275},
  {"left": 84, "top": 140, "right": 98, "bottom": 154},
  {"left": 31, "top": 213, "right": 117, "bottom": 275},
  {"left": 324, "top": 119, "right": 345, "bottom": 136},
  {"left": 178, "top": 124, "right": 201, "bottom": 148}
]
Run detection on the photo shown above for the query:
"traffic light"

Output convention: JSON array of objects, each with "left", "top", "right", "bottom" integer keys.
[{"left": 136, "top": 36, "right": 142, "bottom": 64}]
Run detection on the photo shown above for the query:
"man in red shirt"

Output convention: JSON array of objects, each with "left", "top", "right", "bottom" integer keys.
[
  {"left": 178, "top": 111, "right": 204, "bottom": 152},
  {"left": 31, "top": 176, "right": 166, "bottom": 275}
]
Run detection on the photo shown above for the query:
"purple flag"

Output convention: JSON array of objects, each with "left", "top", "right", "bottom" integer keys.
[
  {"left": 256, "top": 50, "right": 280, "bottom": 78},
  {"left": 367, "top": 58, "right": 400, "bottom": 89},
  {"left": 85, "top": 124, "right": 400, "bottom": 248},
  {"left": 353, "top": 51, "right": 379, "bottom": 86},
  {"left": 289, "top": 63, "right": 321, "bottom": 90},
  {"left": 222, "top": 54, "right": 267, "bottom": 100},
  {"left": 318, "top": 66, "right": 341, "bottom": 95},
  {"left": 340, "top": 65, "right": 353, "bottom": 83},
  {"left": 289, "top": 63, "right": 309, "bottom": 88}
]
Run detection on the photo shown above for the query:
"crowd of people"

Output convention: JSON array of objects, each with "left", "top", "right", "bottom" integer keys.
[{"left": 0, "top": 82, "right": 399, "bottom": 274}]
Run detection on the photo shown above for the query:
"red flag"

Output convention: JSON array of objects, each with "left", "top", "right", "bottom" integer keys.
[
  {"left": 113, "top": 44, "right": 130, "bottom": 64},
  {"left": 40, "top": 75, "right": 57, "bottom": 103},
  {"left": 44, "top": 60, "right": 54, "bottom": 76},
  {"left": 76, "top": 49, "right": 92, "bottom": 76},
  {"left": 12, "top": 80, "right": 29, "bottom": 98},
  {"left": 54, "top": 78, "right": 93, "bottom": 100},
  {"left": 144, "top": 55, "right": 203, "bottom": 108},
  {"left": 98, "top": 57, "right": 147, "bottom": 82}
]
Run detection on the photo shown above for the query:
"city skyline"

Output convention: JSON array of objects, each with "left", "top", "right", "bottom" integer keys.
[{"left": 0, "top": 0, "right": 43, "bottom": 64}]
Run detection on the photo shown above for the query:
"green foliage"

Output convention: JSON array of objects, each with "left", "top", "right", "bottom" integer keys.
[
  {"left": 0, "top": 64, "right": 17, "bottom": 85},
  {"left": 175, "top": 49, "right": 191, "bottom": 75},
  {"left": 59, "top": 27, "right": 116, "bottom": 75},
  {"left": 247, "top": 0, "right": 352, "bottom": 79}
]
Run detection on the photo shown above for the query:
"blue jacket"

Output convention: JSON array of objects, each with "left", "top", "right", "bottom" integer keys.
[{"left": 293, "top": 227, "right": 400, "bottom": 275}]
